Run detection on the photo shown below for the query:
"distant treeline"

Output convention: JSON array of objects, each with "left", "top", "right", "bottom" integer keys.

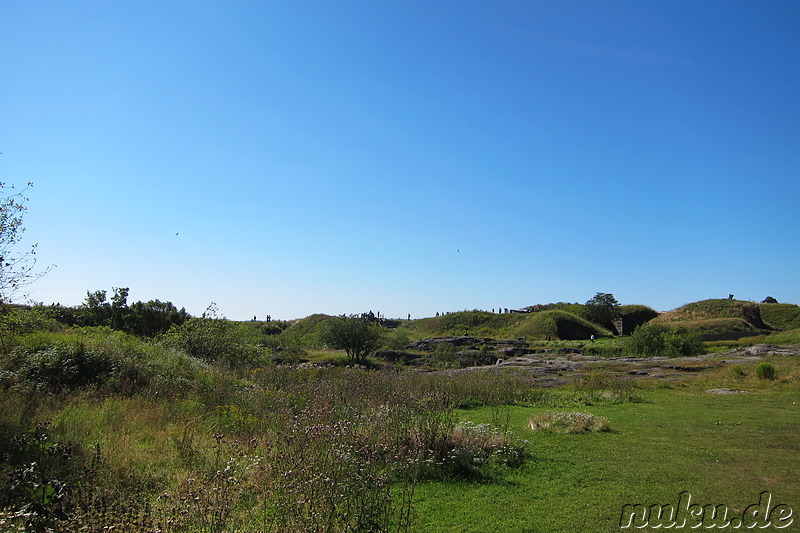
[{"left": 6, "top": 287, "right": 190, "bottom": 338}]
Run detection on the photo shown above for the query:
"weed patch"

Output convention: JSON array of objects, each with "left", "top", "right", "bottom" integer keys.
[{"left": 529, "top": 411, "right": 612, "bottom": 433}]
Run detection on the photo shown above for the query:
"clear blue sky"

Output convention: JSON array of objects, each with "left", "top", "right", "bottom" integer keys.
[{"left": 2, "top": 1, "right": 798, "bottom": 320}]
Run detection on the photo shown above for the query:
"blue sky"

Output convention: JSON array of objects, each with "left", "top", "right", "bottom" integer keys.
[{"left": 2, "top": 1, "right": 798, "bottom": 320}]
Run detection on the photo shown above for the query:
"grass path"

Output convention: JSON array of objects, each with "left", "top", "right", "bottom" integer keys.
[{"left": 414, "top": 385, "right": 800, "bottom": 532}]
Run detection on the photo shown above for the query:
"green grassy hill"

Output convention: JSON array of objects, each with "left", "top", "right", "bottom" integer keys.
[
  {"left": 399, "top": 310, "right": 610, "bottom": 340},
  {"left": 278, "top": 313, "right": 333, "bottom": 348},
  {"left": 509, "top": 310, "right": 611, "bottom": 340},
  {"left": 618, "top": 304, "right": 659, "bottom": 334},
  {"left": 650, "top": 299, "right": 767, "bottom": 337}
]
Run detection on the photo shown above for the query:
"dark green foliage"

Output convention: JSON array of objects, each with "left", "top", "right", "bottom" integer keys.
[
  {"left": 584, "top": 292, "right": 621, "bottom": 330},
  {"left": 624, "top": 323, "right": 705, "bottom": 358},
  {"left": 319, "top": 316, "right": 381, "bottom": 362},
  {"left": 756, "top": 362, "right": 777, "bottom": 380},
  {"left": 0, "top": 422, "right": 86, "bottom": 530},
  {"left": 9, "top": 341, "right": 114, "bottom": 392},
  {"left": 78, "top": 289, "right": 111, "bottom": 327},
  {"left": 76, "top": 288, "right": 188, "bottom": 337},
  {"left": 762, "top": 296, "right": 778, "bottom": 304},
  {"left": 127, "top": 299, "right": 189, "bottom": 337}
]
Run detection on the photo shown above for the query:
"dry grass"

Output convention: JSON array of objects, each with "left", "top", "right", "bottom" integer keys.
[{"left": 529, "top": 411, "right": 611, "bottom": 433}]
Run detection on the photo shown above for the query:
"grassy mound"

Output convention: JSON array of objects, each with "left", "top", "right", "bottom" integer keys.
[
  {"left": 618, "top": 305, "right": 659, "bottom": 335},
  {"left": 510, "top": 311, "right": 610, "bottom": 340},
  {"left": 653, "top": 299, "right": 765, "bottom": 329},
  {"left": 401, "top": 311, "right": 525, "bottom": 338},
  {"left": 759, "top": 303, "right": 800, "bottom": 331}
]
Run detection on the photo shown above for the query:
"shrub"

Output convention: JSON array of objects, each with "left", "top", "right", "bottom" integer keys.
[
  {"left": 756, "top": 362, "right": 777, "bottom": 380},
  {"left": 4, "top": 328, "right": 213, "bottom": 395},
  {"left": 319, "top": 316, "right": 381, "bottom": 362},
  {"left": 624, "top": 323, "right": 705, "bottom": 358},
  {"left": 160, "top": 317, "right": 269, "bottom": 367},
  {"left": 9, "top": 342, "right": 114, "bottom": 392}
]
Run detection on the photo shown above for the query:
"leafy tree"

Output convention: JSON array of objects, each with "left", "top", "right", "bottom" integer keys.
[
  {"left": 0, "top": 182, "right": 49, "bottom": 350},
  {"left": 128, "top": 299, "right": 188, "bottom": 337},
  {"left": 78, "top": 289, "right": 111, "bottom": 327},
  {"left": 762, "top": 296, "right": 778, "bottom": 304},
  {"left": 584, "top": 292, "right": 621, "bottom": 330},
  {"left": 110, "top": 286, "right": 130, "bottom": 331},
  {"left": 320, "top": 316, "right": 382, "bottom": 362},
  {"left": 0, "top": 182, "right": 45, "bottom": 304},
  {"left": 76, "top": 287, "right": 188, "bottom": 337}
]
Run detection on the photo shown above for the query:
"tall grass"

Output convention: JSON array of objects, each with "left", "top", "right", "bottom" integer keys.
[{"left": 1, "top": 329, "right": 543, "bottom": 532}]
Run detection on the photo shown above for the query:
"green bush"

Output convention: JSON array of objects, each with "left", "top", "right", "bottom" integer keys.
[
  {"left": 756, "top": 362, "right": 777, "bottom": 380},
  {"left": 623, "top": 323, "right": 705, "bottom": 358},
  {"left": 4, "top": 328, "right": 213, "bottom": 395},
  {"left": 160, "top": 317, "right": 269, "bottom": 367},
  {"left": 9, "top": 342, "right": 114, "bottom": 392}
]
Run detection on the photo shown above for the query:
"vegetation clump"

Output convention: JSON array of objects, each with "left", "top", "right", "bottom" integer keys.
[
  {"left": 624, "top": 323, "right": 705, "bottom": 358},
  {"left": 529, "top": 411, "right": 611, "bottom": 433},
  {"left": 756, "top": 362, "right": 777, "bottom": 380}
]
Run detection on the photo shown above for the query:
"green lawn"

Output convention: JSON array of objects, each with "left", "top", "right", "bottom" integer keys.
[{"left": 414, "top": 384, "right": 799, "bottom": 532}]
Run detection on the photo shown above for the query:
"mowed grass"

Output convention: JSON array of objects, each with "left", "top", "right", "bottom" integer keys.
[{"left": 413, "top": 377, "right": 800, "bottom": 532}]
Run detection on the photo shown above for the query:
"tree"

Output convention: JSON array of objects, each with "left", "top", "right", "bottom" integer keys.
[
  {"left": 128, "top": 299, "right": 188, "bottom": 337},
  {"left": 110, "top": 286, "right": 130, "bottom": 330},
  {"left": 79, "top": 289, "right": 111, "bottom": 326},
  {"left": 584, "top": 292, "right": 621, "bottom": 330},
  {"left": 320, "top": 316, "right": 382, "bottom": 363},
  {"left": 0, "top": 182, "right": 45, "bottom": 305}
]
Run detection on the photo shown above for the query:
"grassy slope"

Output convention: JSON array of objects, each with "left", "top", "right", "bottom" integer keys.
[
  {"left": 278, "top": 313, "right": 333, "bottom": 347},
  {"left": 759, "top": 303, "right": 800, "bottom": 331},
  {"left": 415, "top": 365, "right": 800, "bottom": 532}
]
